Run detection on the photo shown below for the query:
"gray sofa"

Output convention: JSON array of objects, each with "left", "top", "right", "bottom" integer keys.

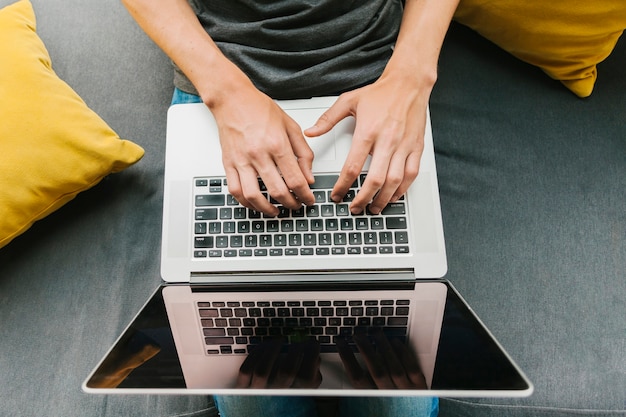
[{"left": 1, "top": 0, "right": 624, "bottom": 416}]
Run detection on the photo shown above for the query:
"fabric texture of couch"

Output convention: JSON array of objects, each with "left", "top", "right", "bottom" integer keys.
[{"left": 0, "top": 1, "right": 624, "bottom": 416}]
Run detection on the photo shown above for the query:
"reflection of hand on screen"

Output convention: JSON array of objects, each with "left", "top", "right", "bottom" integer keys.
[
  {"left": 236, "top": 337, "right": 322, "bottom": 389},
  {"left": 337, "top": 328, "right": 427, "bottom": 389}
]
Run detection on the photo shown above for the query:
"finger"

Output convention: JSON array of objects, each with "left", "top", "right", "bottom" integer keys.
[
  {"left": 294, "top": 340, "right": 321, "bottom": 387},
  {"left": 236, "top": 346, "right": 262, "bottom": 388},
  {"left": 237, "top": 166, "right": 280, "bottom": 216},
  {"left": 390, "top": 338, "right": 427, "bottom": 389},
  {"left": 286, "top": 122, "right": 316, "bottom": 187},
  {"left": 280, "top": 125, "right": 316, "bottom": 206},
  {"left": 336, "top": 337, "right": 372, "bottom": 389},
  {"left": 353, "top": 333, "right": 394, "bottom": 389},
  {"left": 331, "top": 132, "right": 373, "bottom": 210},
  {"left": 390, "top": 151, "right": 421, "bottom": 203},
  {"left": 273, "top": 343, "right": 305, "bottom": 388},
  {"left": 249, "top": 338, "right": 283, "bottom": 388},
  {"left": 368, "top": 151, "right": 409, "bottom": 214},
  {"left": 223, "top": 167, "right": 251, "bottom": 209},
  {"left": 373, "top": 331, "right": 412, "bottom": 389},
  {"left": 304, "top": 94, "right": 353, "bottom": 137},
  {"left": 255, "top": 163, "right": 301, "bottom": 212}
]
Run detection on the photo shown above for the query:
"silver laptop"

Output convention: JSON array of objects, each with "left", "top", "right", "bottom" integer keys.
[
  {"left": 83, "top": 97, "right": 532, "bottom": 397},
  {"left": 161, "top": 97, "right": 447, "bottom": 281}
]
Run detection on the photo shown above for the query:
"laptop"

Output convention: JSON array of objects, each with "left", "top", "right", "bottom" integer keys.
[{"left": 83, "top": 97, "right": 533, "bottom": 397}]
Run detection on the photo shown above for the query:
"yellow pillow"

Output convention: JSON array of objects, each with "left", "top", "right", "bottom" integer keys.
[
  {"left": 0, "top": 0, "right": 145, "bottom": 248},
  {"left": 454, "top": 0, "right": 626, "bottom": 97}
]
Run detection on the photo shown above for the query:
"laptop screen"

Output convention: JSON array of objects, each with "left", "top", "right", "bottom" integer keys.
[{"left": 83, "top": 280, "right": 532, "bottom": 397}]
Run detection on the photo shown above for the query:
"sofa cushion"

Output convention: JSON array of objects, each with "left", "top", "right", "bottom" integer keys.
[
  {"left": 0, "top": 0, "right": 145, "bottom": 248},
  {"left": 454, "top": 0, "right": 626, "bottom": 97}
]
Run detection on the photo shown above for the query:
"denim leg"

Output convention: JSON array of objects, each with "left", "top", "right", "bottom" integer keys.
[
  {"left": 214, "top": 396, "right": 319, "bottom": 417},
  {"left": 171, "top": 87, "right": 203, "bottom": 105},
  {"left": 338, "top": 396, "right": 438, "bottom": 417}
]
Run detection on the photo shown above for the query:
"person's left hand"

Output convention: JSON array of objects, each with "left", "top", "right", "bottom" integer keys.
[{"left": 304, "top": 74, "right": 430, "bottom": 215}]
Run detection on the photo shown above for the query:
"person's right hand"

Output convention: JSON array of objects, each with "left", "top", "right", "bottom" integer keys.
[{"left": 210, "top": 86, "right": 316, "bottom": 217}]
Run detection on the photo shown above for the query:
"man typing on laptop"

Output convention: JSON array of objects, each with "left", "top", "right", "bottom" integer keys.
[{"left": 120, "top": 0, "right": 459, "bottom": 416}]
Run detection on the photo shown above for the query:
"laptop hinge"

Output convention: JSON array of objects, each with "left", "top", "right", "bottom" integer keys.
[{"left": 189, "top": 269, "right": 415, "bottom": 285}]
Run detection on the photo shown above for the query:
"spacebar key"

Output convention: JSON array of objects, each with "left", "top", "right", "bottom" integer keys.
[{"left": 196, "top": 195, "right": 226, "bottom": 206}]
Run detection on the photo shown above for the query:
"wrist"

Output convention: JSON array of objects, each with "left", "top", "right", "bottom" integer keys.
[{"left": 195, "top": 59, "right": 257, "bottom": 110}]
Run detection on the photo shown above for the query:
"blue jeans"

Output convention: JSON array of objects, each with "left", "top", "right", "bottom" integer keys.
[
  {"left": 171, "top": 86, "right": 439, "bottom": 417},
  {"left": 214, "top": 395, "right": 439, "bottom": 417},
  {"left": 171, "top": 87, "right": 203, "bottom": 105}
]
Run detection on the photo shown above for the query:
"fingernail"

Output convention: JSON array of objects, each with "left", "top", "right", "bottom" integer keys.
[
  {"left": 350, "top": 207, "right": 363, "bottom": 215},
  {"left": 369, "top": 206, "right": 381, "bottom": 215}
]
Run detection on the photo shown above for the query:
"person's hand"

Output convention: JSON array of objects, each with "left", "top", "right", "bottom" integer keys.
[
  {"left": 211, "top": 86, "right": 316, "bottom": 217},
  {"left": 336, "top": 329, "right": 427, "bottom": 390},
  {"left": 236, "top": 338, "right": 322, "bottom": 389},
  {"left": 305, "top": 74, "right": 429, "bottom": 215}
]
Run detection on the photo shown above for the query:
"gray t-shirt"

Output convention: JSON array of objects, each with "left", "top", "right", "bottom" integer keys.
[{"left": 174, "top": 0, "right": 403, "bottom": 99}]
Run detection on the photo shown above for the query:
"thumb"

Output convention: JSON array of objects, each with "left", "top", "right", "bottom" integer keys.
[{"left": 304, "top": 96, "right": 353, "bottom": 137}]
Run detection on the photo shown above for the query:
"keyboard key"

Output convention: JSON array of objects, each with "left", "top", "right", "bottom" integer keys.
[
  {"left": 204, "top": 337, "right": 234, "bottom": 345},
  {"left": 349, "top": 233, "right": 362, "bottom": 245},
  {"left": 196, "top": 208, "right": 218, "bottom": 220},
  {"left": 321, "top": 205, "right": 334, "bottom": 217},
  {"left": 336, "top": 204, "right": 350, "bottom": 216},
  {"left": 194, "top": 236, "right": 214, "bottom": 248},
  {"left": 196, "top": 195, "right": 225, "bottom": 207},
  {"left": 340, "top": 218, "right": 353, "bottom": 230},
  {"left": 237, "top": 221, "right": 250, "bottom": 233},
  {"left": 396, "top": 246, "right": 410, "bottom": 254},
  {"left": 306, "top": 205, "right": 320, "bottom": 217},
  {"left": 386, "top": 217, "right": 407, "bottom": 229},
  {"left": 355, "top": 218, "right": 368, "bottom": 230},
  {"left": 281, "top": 220, "right": 294, "bottom": 232},
  {"left": 219, "top": 208, "right": 232, "bottom": 219},
  {"left": 381, "top": 202, "right": 406, "bottom": 215},
  {"left": 370, "top": 217, "right": 384, "bottom": 230},
  {"left": 296, "top": 219, "right": 308, "bottom": 231},
  {"left": 313, "top": 191, "right": 326, "bottom": 203},
  {"left": 274, "top": 235, "right": 286, "bottom": 246},
  {"left": 388, "top": 317, "right": 409, "bottom": 326},
  {"left": 310, "top": 219, "right": 324, "bottom": 231}
]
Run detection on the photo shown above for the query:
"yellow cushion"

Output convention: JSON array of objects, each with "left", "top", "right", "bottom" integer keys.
[
  {"left": 454, "top": 0, "right": 626, "bottom": 97},
  {"left": 0, "top": 0, "right": 145, "bottom": 248}
]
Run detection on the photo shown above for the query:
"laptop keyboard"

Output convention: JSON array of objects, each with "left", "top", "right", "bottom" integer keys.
[
  {"left": 192, "top": 174, "right": 410, "bottom": 259},
  {"left": 197, "top": 297, "right": 411, "bottom": 355}
]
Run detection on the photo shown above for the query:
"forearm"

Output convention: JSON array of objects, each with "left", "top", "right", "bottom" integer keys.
[
  {"left": 120, "top": 0, "right": 254, "bottom": 107},
  {"left": 384, "top": 0, "right": 460, "bottom": 90}
]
